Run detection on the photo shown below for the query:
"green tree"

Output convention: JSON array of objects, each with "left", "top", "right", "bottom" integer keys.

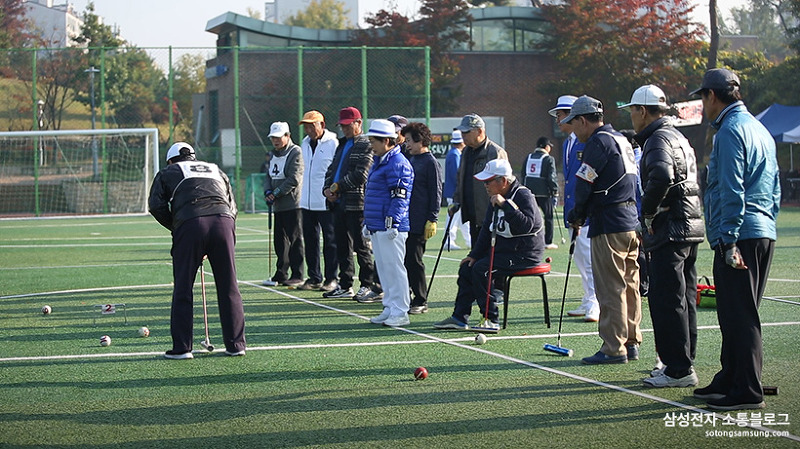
[
  {"left": 285, "top": 0, "right": 353, "bottom": 29},
  {"left": 537, "top": 0, "right": 705, "bottom": 123},
  {"left": 171, "top": 53, "right": 206, "bottom": 140},
  {"left": 724, "top": 0, "right": 791, "bottom": 60},
  {"left": 353, "top": 0, "right": 472, "bottom": 115}
]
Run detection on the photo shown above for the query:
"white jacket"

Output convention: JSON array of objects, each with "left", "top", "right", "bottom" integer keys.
[{"left": 300, "top": 129, "right": 339, "bottom": 211}]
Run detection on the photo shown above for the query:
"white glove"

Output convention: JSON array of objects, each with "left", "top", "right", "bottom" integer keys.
[
  {"left": 386, "top": 228, "right": 399, "bottom": 240},
  {"left": 362, "top": 225, "right": 370, "bottom": 238}
]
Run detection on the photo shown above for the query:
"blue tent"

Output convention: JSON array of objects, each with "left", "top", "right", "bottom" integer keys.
[
  {"left": 755, "top": 103, "right": 800, "bottom": 170},
  {"left": 755, "top": 103, "right": 800, "bottom": 142}
]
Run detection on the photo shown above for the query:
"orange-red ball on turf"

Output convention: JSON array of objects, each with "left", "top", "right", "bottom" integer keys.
[{"left": 414, "top": 367, "right": 428, "bottom": 380}]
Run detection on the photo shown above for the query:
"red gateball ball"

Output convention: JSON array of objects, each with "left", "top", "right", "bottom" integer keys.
[
  {"left": 545, "top": 257, "right": 552, "bottom": 263},
  {"left": 414, "top": 366, "right": 428, "bottom": 380}
]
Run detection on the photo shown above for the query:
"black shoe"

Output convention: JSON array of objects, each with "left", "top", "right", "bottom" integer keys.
[
  {"left": 693, "top": 385, "right": 726, "bottom": 400},
  {"left": 164, "top": 350, "right": 193, "bottom": 360},
  {"left": 626, "top": 344, "right": 639, "bottom": 361},
  {"left": 323, "top": 287, "right": 354, "bottom": 298},
  {"left": 706, "top": 396, "right": 765, "bottom": 411}
]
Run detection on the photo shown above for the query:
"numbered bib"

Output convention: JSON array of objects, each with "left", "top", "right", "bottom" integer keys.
[{"left": 270, "top": 153, "right": 288, "bottom": 181}]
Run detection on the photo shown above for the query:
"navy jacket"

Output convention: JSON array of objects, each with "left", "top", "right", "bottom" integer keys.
[
  {"left": 468, "top": 179, "right": 544, "bottom": 264},
  {"left": 570, "top": 124, "right": 639, "bottom": 238},
  {"left": 408, "top": 151, "right": 442, "bottom": 234},
  {"left": 323, "top": 134, "right": 372, "bottom": 212}
]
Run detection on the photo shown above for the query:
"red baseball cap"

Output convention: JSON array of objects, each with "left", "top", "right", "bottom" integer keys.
[{"left": 338, "top": 107, "right": 362, "bottom": 125}]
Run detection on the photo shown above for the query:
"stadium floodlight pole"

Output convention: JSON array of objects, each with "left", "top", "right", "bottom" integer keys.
[{"left": 85, "top": 66, "right": 100, "bottom": 179}]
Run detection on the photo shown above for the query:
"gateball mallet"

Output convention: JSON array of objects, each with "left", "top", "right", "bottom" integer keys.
[
  {"left": 553, "top": 201, "right": 566, "bottom": 245},
  {"left": 471, "top": 207, "right": 500, "bottom": 334},
  {"left": 426, "top": 207, "right": 456, "bottom": 295},
  {"left": 543, "top": 228, "right": 577, "bottom": 357},
  {"left": 263, "top": 203, "right": 278, "bottom": 286},
  {"left": 199, "top": 257, "right": 215, "bottom": 352}
]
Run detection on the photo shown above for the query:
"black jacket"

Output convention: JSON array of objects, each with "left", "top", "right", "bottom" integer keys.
[
  {"left": 635, "top": 117, "right": 705, "bottom": 251},
  {"left": 148, "top": 159, "right": 237, "bottom": 231},
  {"left": 408, "top": 151, "right": 442, "bottom": 234},
  {"left": 521, "top": 148, "right": 558, "bottom": 197},
  {"left": 323, "top": 134, "right": 372, "bottom": 212}
]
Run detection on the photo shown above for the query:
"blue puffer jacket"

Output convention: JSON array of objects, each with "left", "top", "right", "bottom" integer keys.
[
  {"left": 704, "top": 101, "right": 781, "bottom": 247},
  {"left": 563, "top": 133, "right": 588, "bottom": 228},
  {"left": 363, "top": 145, "right": 414, "bottom": 232}
]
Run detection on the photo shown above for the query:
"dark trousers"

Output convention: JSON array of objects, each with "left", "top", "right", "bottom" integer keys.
[
  {"left": 647, "top": 242, "right": 698, "bottom": 378},
  {"left": 302, "top": 209, "right": 338, "bottom": 284},
  {"left": 405, "top": 232, "right": 428, "bottom": 307},
  {"left": 453, "top": 253, "right": 537, "bottom": 325},
  {"left": 708, "top": 238, "right": 774, "bottom": 403},
  {"left": 170, "top": 215, "right": 246, "bottom": 353},
  {"left": 469, "top": 221, "right": 481, "bottom": 249},
  {"left": 273, "top": 208, "right": 304, "bottom": 281},
  {"left": 332, "top": 206, "right": 375, "bottom": 290},
  {"left": 535, "top": 195, "right": 554, "bottom": 245}
]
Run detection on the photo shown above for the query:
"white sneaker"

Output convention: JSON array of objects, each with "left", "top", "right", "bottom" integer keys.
[
  {"left": 584, "top": 307, "right": 600, "bottom": 322},
  {"left": 642, "top": 370, "right": 699, "bottom": 388},
  {"left": 567, "top": 306, "right": 587, "bottom": 317},
  {"left": 545, "top": 243, "right": 559, "bottom": 250},
  {"left": 383, "top": 314, "right": 411, "bottom": 327},
  {"left": 370, "top": 308, "right": 391, "bottom": 324}
]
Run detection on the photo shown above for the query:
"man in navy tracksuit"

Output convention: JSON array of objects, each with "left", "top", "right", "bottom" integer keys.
[
  {"left": 148, "top": 142, "right": 246, "bottom": 359},
  {"left": 434, "top": 159, "right": 544, "bottom": 330},
  {"left": 564, "top": 96, "right": 641, "bottom": 365},
  {"left": 362, "top": 119, "right": 414, "bottom": 327},
  {"left": 401, "top": 122, "right": 442, "bottom": 315}
]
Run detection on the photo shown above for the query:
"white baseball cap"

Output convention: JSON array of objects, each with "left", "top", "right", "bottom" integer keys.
[
  {"left": 451, "top": 130, "right": 463, "bottom": 144},
  {"left": 619, "top": 84, "right": 668, "bottom": 110},
  {"left": 268, "top": 122, "right": 290, "bottom": 137},
  {"left": 474, "top": 159, "right": 513, "bottom": 181},
  {"left": 366, "top": 119, "right": 397, "bottom": 138},
  {"left": 165, "top": 142, "right": 195, "bottom": 162}
]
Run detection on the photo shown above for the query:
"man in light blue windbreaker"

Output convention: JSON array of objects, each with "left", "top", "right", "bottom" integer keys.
[{"left": 691, "top": 68, "right": 781, "bottom": 412}]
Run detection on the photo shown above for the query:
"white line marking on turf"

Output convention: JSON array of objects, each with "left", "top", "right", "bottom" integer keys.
[{"left": 0, "top": 283, "right": 173, "bottom": 299}]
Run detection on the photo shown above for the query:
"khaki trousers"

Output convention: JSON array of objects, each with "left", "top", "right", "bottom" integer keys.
[{"left": 591, "top": 231, "right": 642, "bottom": 357}]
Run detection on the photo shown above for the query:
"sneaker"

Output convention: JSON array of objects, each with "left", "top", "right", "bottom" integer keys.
[
  {"left": 446, "top": 242, "right": 461, "bottom": 251},
  {"left": 355, "top": 289, "right": 383, "bottom": 303},
  {"left": 383, "top": 314, "right": 411, "bottom": 327},
  {"left": 651, "top": 357, "right": 665, "bottom": 377},
  {"left": 584, "top": 307, "right": 600, "bottom": 322},
  {"left": 164, "top": 350, "right": 194, "bottom": 360},
  {"left": 353, "top": 286, "right": 371, "bottom": 300},
  {"left": 323, "top": 287, "right": 354, "bottom": 298},
  {"left": 472, "top": 320, "right": 500, "bottom": 331},
  {"left": 433, "top": 316, "right": 469, "bottom": 330},
  {"left": 320, "top": 280, "right": 338, "bottom": 292},
  {"left": 224, "top": 349, "right": 246, "bottom": 356},
  {"left": 581, "top": 351, "right": 628, "bottom": 365},
  {"left": 706, "top": 396, "right": 766, "bottom": 411},
  {"left": 297, "top": 280, "right": 323, "bottom": 291},
  {"left": 283, "top": 278, "right": 304, "bottom": 287},
  {"left": 370, "top": 308, "right": 391, "bottom": 324},
  {"left": 626, "top": 344, "right": 639, "bottom": 361},
  {"left": 693, "top": 385, "right": 727, "bottom": 401},
  {"left": 408, "top": 304, "right": 429, "bottom": 314},
  {"left": 643, "top": 370, "right": 698, "bottom": 388},
  {"left": 567, "top": 306, "right": 587, "bottom": 317},
  {"left": 545, "top": 243, "right": 559, "bottom": 250}
]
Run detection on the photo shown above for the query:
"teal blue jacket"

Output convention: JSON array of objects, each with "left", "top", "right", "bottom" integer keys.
[{"left": 704, "top": 101, "right": 781, "bottom": 247}]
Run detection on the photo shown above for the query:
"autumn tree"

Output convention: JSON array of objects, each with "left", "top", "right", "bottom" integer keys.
[
  {"left": 0, "top": 0, "right": 31, "bottom": 49},
  {"left": 285, "top": 0, "right": 353, "bottom": 29},
  {"left": 537, "top": 0, "right": 705, "bottom": 123},
  {"left": 353, "top": 0, "right": 471, "bottom": 115}
]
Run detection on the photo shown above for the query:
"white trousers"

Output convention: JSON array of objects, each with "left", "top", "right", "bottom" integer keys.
[
  {"left": 574, "top": 227, "right": 598, "bottom": 311},
  {"left": 370, "top": 231, "right": 411, "bottom": 317}
]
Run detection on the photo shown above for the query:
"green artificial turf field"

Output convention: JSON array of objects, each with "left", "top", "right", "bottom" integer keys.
[{"left": 1, "top": 208, "right": 798, "bottom": 448}]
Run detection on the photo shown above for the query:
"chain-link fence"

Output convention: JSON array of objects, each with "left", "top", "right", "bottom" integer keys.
[{"left": 0, "top": 46, "right": 430, "bottom": 216}]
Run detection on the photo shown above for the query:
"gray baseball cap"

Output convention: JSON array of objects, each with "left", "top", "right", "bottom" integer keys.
[
  {"left": 559, "top": 95, "right": 603, "bottom": 125},
  {"left": 456, "top": 113, "right": 485, "bottom": 132},
  {"left": 690, "top": 68, "right": 740, "bottom": 96}
]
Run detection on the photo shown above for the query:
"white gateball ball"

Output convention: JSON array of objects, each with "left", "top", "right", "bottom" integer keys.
[
  {"left": 42, "top": 305, "right": 52, "bottom": 315},
  {"left": 475, "top": 333, "right": 487, "bottom": 345},
  {"left": 137, "top": 326, "right": 150, "bottom": 338},
  {"left": 100, "top": 335, "right": 112, "bottom": 347}
]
